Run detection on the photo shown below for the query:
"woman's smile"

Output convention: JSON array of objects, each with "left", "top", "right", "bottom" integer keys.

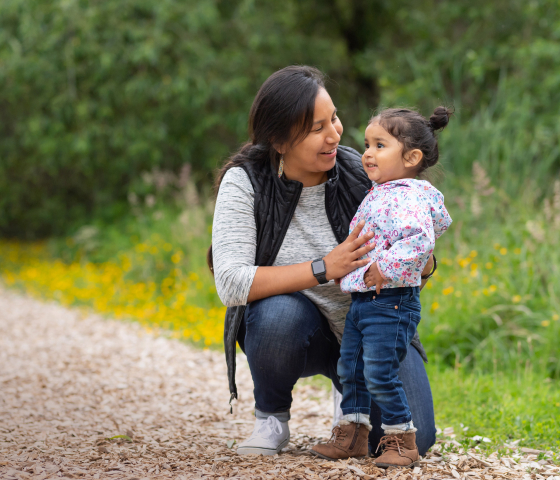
[{"left": 320, "top": 147, "right": 338, "bottom": 158}]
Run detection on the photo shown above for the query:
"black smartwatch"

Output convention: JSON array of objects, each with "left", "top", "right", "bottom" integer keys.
[{"left": 311, "top": 258, "right": 328, "bottom": 284}]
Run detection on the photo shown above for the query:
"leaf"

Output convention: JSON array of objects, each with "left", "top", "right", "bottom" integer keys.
[
  {"left": 226, "top": 439, "right": 236, "bottom": 449},
  {"left": 106, "top": 435, "right": 133, "bottom": 442}
]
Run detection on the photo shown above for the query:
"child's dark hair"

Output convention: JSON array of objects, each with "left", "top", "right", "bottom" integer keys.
[{"left": 370, "top": 106, "right": 453, "bottom": 178}]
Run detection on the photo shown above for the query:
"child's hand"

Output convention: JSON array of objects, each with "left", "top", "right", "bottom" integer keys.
[{"left": 363, "top": 262, "right": 386, "bottom": 295}]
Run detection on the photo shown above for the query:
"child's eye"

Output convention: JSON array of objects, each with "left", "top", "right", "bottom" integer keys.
[
  {"left": 377, "top": 143, "right": 384, "bottom": 148},
  {"left": 364, "top": 143, "right": 370, "bottom": 150}
]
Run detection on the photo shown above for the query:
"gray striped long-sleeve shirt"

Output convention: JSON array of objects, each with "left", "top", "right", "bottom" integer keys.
[{"left": 212, "top": 167, "right": 352, "bottom": 341}]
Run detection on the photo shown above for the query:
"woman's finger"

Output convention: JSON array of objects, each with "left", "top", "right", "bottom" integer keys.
[
  {"left": 353, "top": 259, "right": 371, "bottom": 268},
  {"left": 347, "top": 220, "right": 366, "bottom": 240},
  {"left": 354, "top": 243, "right": 376, "bottom": 259},
  {"left": 351, "top": 231, "right": 374, "bottom": 249}
]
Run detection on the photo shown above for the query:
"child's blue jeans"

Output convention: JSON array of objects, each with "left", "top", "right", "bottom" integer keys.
[{"left": 338, "top": 287, "right": 421, "bottom": 428}]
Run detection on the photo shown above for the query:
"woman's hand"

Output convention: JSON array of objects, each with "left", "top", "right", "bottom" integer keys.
[
  {"left": 323, "top": 220, "right": 376, "bottom": 281},
  {"left": 363, "top": 262, "right": 386, "bottom": 294}
]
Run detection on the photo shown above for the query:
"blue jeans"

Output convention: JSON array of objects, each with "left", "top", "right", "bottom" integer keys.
[
  {"left": 237, "top": 291, "right": 435, "bottom": 455},
  {"left": 338, "top": 287, "right": 421, "bottom": 428}
]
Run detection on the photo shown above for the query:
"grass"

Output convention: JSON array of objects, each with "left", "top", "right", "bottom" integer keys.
[
  {"left": 0, "top": 143, "right": 559, "bottom": 450},
  {"left": 428, "top": 366, "right": 560, "bottom": 450}
]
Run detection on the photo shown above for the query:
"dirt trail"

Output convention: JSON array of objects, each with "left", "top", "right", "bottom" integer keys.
[{"left": 0, "top": 288, "right": 554, "bottom": 479}]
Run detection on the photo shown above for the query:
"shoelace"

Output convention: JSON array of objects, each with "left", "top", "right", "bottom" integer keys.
[
  {"left": 375, "top": 434, "right": 404, "bottom": 455},
  {"left": 255, "top": 416, "right": 283, "bottom": 437},
  {"left": 326, "top": 426, "right": 347, "bottom": 445}
]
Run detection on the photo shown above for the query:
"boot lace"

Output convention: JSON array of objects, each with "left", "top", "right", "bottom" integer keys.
[
  {"left": 327, "top": 425, "right": 347, "bottom": 445},
  {"left": 375, "top": 434, "right": 404, "bottom": 455}
]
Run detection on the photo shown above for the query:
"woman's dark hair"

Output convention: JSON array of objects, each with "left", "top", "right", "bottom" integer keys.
[
  {"left": 370, "top": 106, "right": 453, "bottom": 178},
  {"left": 207, "top": 65, "right": 326, "bottom": 274}
]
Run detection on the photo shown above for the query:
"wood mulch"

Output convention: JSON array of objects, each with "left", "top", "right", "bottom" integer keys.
[{"left": 0, "top": 287, "right": 558, "bottom": 479}]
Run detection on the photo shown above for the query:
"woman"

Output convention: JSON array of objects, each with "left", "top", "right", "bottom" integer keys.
[{"left": 210, "top": 66, "right": 437, "bottom": 457}]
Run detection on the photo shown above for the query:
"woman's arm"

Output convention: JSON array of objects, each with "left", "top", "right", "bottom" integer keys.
[
  {"left": 213, "top": 168, "right": 376, "bottom": 306},
  {"left": 247, "top": 221, "right": 375, "bottom": 303},
  {"left": 212, "top": 168, "right": 259, "bottom": 307}
]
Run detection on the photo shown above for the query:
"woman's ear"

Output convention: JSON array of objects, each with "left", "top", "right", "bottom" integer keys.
[
  {"left": 404, "top": 149, "right": 423, "bottom": 168},
  {"left": 273, "top": 142, "right": 287, "bottom": 155}
]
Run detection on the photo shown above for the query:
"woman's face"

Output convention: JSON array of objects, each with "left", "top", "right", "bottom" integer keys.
[{"left": 281, "top": 88, "right": 343, "bottom": 184}]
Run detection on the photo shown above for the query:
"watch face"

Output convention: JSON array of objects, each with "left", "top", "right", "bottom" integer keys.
[{"left": 312, "top": 261, "right": 326, "bottom": 276}]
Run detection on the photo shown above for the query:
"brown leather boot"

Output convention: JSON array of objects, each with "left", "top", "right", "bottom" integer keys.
[
  {"left": 310, "top": 421, "right": 369, "bottom": 460},
  {"left": 374, "top": 431, "right": 420, "bottom": 468}
]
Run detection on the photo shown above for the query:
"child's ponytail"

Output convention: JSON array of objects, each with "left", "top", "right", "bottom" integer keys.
[{"left": 429, "top": 106, "right": 453, "bottom": 131}]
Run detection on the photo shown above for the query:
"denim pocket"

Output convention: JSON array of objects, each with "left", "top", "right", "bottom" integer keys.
[
  {"left": 405, "top": 312, "right": 421, "bottom": 345},
  {"left": 370, "top": 295, "right": 401, "bottom": 310}
]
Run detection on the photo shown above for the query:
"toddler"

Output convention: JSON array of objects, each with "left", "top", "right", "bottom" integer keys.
[{"left": 312, "top": 107, "right": 452, "bottom": 467}]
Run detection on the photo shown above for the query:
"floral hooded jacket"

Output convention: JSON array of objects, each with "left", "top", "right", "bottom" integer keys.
[{"left": 340, "top": 179, "right": 452, "bottom": 293}]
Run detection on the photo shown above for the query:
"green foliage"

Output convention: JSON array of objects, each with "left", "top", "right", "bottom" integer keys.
[
  {"left": 3, "top": 0, "right": 560, "bottom": 237},
  {"left": 427, "top": 366, "right": 560, "bottom": 449},
  {"left": 419, "top": 170, "right": 560, "bottom": 377}
]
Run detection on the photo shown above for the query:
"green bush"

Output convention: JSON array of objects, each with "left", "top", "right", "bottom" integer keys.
[
  {"left": 0, "top": 0, "right": 349, "bottom": 237},
  {"left": 1, "top": 0, "right": 559, "bottom": 237}
]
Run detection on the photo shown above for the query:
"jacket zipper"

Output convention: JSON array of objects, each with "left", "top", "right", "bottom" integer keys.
[{"left": 349, "top": 423, "right": 360, "bottom": 450}]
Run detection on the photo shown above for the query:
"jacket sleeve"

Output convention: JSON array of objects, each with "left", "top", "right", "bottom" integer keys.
[
  {"left": 376, "top": 190, "right": 436, "bottom": 285},
  {"left": 212, "top": 168, "right": 258, "bottom": 307}
]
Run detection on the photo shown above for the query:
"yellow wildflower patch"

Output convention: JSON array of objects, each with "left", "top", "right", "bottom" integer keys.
[{"left": 0, "top": 241, "right": 226, "bottom": 347}]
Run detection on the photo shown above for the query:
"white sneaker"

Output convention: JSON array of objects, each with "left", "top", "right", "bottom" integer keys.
[
  {"left": 236, "top": 416, "right": 290, "bottom": 455},
  {"left": 332, "top": 382, "right": 343, "bottom": 430}
]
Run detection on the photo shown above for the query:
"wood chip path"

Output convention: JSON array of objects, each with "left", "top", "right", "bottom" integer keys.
[{"left": 0, "top": 287, "right": 557, "bottom": 479}]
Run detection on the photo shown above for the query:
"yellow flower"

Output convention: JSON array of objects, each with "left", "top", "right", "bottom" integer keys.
[
  {"left": 500, "top": 247, "right": 508, "bottom": 255},
  {"left": 541, "top": 320, "right": 550, "bottom": 327},
  {"left": 442, "top": 287, "right": 454, "bottom": 296},
  {"left": 489, "top": 285, "right": 497, "bottom": 293},
  {"left": 512, "top": 295, "right": 521, "bottom": 303},
  {"left": 431, "top": 302, "right": 440, "bottom": 311},
  {"left": 553, "top": 314, "right": 560, "bottom": 321},
  {"left": 485, "top": 262, "right": 493, "bottom": 269},
  {"left": 469, "top": 250, "right": 478, "bottom": 258},
  {"left": 459, "top": 258, "right": 470, "bottom": 268}
]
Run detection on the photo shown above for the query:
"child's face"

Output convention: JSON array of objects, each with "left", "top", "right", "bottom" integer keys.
[{"left": 362, "top": 122, "right": 419, "bottom": 184}]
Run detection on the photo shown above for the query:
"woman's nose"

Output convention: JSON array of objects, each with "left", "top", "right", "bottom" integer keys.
[{"left": 327, "top": 123, "right": 342, "bottom": 143}]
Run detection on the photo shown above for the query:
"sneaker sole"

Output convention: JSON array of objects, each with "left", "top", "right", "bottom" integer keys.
[
  {"left": 310, "top": 450, "right": 368, "bottom": 461},
  {"left": 375, "top": 460, "right": 420, "bottom": 469},
  {"left": 236, "top": 438, "right": 290, "bottom": 456}
]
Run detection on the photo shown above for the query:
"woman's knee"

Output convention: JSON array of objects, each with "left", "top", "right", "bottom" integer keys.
[{"left": 243, "top": 293, "right": 325, "bottom": 364}]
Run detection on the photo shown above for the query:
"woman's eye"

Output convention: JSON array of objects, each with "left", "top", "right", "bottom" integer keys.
[
  {"left": 314, "top": 126, "right": 323, "bottom": 132},
  {"left": 332, "top": 115, "right": 338, "bottom": 123}
]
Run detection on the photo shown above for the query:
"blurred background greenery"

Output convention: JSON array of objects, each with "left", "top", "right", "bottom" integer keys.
[{"left": 1, "top": 0, "right": 559, "bottom": 448}]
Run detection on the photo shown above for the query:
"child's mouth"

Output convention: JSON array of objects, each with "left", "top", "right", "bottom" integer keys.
[{"left": 365, "top": 163, "right": 377, "bottom": 169}]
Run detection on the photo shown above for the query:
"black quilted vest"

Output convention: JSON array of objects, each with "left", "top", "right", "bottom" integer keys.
[{"left": 222, "top": 145, "right": 427, "bottom": 403}]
